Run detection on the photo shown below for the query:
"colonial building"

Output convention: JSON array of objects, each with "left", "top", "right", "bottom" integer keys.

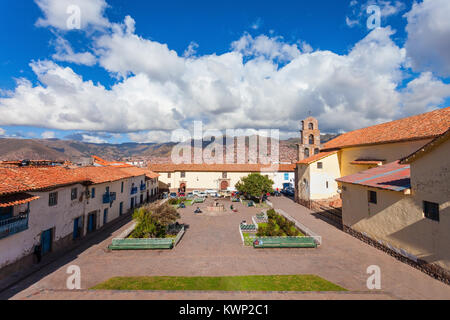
[
  {"left": 148, "top": 163, "right": 296, "bottom": 192},
  {"left": 295, "top": 107, "right": 450, "bottom": 207},
  {"left": 0, "top": 164, "right": 159, "bottom": 279},
  {"left": 337, "top": 128, "right": 450, "bottom": 276}
]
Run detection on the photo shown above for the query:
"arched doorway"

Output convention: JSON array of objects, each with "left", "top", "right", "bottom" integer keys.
[
  {"left": 179, "top": 183, "right": 186, "bottom": 193},
  {"left": 220, "top": 180, "right": 229, "bottom": 191}
]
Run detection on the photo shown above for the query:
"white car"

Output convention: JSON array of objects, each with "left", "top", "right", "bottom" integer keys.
[
  {"left": 192, "top": 190, "right": 201, "bottom": 196},
  {"left": 205, "top": 189, "right": 218, "bottom": 196},
  {"left": 197, "top": 192, "right": 207, "bottom": 198}
]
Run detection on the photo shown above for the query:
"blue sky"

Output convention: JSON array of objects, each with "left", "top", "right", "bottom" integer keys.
[{"left": 0, "top": 0, "right": 449, "bottom": 144}]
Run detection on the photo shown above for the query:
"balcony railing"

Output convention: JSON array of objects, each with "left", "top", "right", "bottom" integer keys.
[
  {"left": 102, "top": 192, "right": 117, "bottom": 204},
  {"left": 131, "top": 187, "right": 138, "bottom": 195},
  {"left": 0, "top": 212, "right": 29, "bottom": 239}
]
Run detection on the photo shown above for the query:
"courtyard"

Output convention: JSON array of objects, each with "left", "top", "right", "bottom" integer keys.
[{"left": 1, "top": 196, "right": 449, "bottom": 300}]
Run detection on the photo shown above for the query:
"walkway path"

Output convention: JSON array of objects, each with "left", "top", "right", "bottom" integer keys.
[{"left": 2, "top": 197, "right": 449, "bottom": 300}]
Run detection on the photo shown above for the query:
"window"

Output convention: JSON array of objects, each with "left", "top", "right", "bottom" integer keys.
[
  {"left": 309, "top": 134, "right": 314, "bottom": 145},
  {"left": 315, "top": 148, "right": 320, "bottom": 155},
  {"left": 121, "top": 182, "right": 124, "bottom": 193},
  {"left": 326, "top": 181, "right": 329, "bottom": 189},
  {"left": 368, "top": 191, "right": 377, "bottom": 204},
  {"left": 308, "top": 123, "right": 314, "bottom": 130},
  {"left": 424, "top": 201, "right": 439, "bottom": 222},
  {"left": 284, "top": 173, "right": 289, "bottom": 181},
  {"left": 317, "top": 162, "right": 323, "bottom": 169},
  {"left": 71, "top": 188, "right": 78, "bottom": 200},
  {"left": 222, "top": 172, "right": 228, "bottom": 179},
  {"left": 181, "top": 172, "right": 186, "bottom": 178},
  {"left": 91, "top": 188, "right": 96, "bottom": 199},
  {"left": 168, "top": 173, "right": 171, "bottom": 178},
  {"left": 119, "top": 202, "right": 124, "bottom": 216},
  {"left": 304, "top": 148, "right": 310, "bottom": 158},
  {"left": 49, "top": 192, "right": 58, "bottom": 206},
  {"left": 0, "top": 206, "right": 13, "bottom": 220}
]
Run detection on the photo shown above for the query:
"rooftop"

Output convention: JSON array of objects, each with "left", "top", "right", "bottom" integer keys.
[
  {"left": 336, "top": 161, "right": 411, "bottom": 192},
  {"left": 323, "top": 107, "right": 450, "bottom": 150},
  {"left": 297, "top": 151, "right": 338, "bottom": 165},
  {"left": 400, "top": 128, "right": 450, "bottom": 164}
]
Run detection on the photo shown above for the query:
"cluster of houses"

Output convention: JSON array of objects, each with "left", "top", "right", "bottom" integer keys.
[
  {"left": 0, "top": 158, "right": 159, "bottom": 279},
  {"left": 295, "top": 107, "right": 450, "bottom": 278}
]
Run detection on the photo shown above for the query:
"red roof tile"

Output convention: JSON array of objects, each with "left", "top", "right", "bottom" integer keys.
[
  {"left": 337, "top": 161, "right": 411, "bottom": 192},
  {"left": 324, "top": 107, "right": 450, "bottom": 150},
  {"left": 297, "top": 151, "right": 338, "bottom": 165},
  {"left": 0, "top": 193, "right": 40, "bottom": 208}
]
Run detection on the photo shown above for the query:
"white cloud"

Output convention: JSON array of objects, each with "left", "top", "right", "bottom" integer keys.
[
  {"left": 346, "top": 16, "right": 360, "bottom": 28},
  {"left": 404, "top": 0, "right": 450, "bottom": 77},
  {"left": 400, "top": 72, "right": 450, "bottom": 116},
  {"left": 35, "top": 0, "right": 110, "bottom": 31},
  {"left": 52, "top": 37, "right": 97, "bottom": 66},
  {"left": 183, "top": 42, "right": 199, "bottom": 58},
  {"left": 1, "top": 10, "right": 450, "bottom": 142},
  {"left": 82, "top": 134, "right": 107, "bottom": 144},
  {"left": 41, "top": 131, "right": 56, "bottom": 139}
]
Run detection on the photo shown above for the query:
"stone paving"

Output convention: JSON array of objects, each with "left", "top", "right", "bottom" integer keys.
[{"left": 2, "top": 197, "right": 449, "bottom": 300}]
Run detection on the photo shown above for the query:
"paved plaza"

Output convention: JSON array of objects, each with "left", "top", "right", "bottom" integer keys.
[{"left": 1, "top": 197, "right": 449, "bottom": 300}]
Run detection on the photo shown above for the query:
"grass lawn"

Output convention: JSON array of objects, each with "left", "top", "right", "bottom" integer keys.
[{"left": 91, "top": 275, "right": 346, "bottom": 292}]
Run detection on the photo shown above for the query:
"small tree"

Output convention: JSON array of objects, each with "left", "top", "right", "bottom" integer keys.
[
  {"left": 235, "top": 173, "right": 274, "bottom": 203},
  {"left": 130, "top": 203, "right": 180, "bottom": 238}
]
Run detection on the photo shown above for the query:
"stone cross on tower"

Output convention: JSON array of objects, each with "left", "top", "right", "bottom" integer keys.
[{"left": 297, "top": 117, "right": 321, "bottom": 161}]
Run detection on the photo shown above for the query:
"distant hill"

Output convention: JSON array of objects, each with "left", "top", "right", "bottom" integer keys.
[{"left": 0, "top": 133, "right": 339, "bottom": 164}]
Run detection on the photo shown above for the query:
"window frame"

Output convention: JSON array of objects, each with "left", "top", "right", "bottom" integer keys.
[
  {"left": 49, "top": 192, "right": 58, "bottom": 207},
  {"left": 317, "top": 162, "right": 323, "bottom": 169},
  {"left": 423, "top": 201, "right": 440, "bottom": 222},
  {"left": 368, "top": 190, "right": 377, "bottom": 204}
]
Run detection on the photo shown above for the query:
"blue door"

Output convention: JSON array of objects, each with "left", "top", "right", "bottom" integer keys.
[
  {"left": 41, "top": 229, "right": 52, "bottom": 255},
  {"left": 103, "top": 209, "right": 108, "bottom": 225},
  {"left": 131, "top": 198, "right": 135, "bottom": 209},
  {"left": 73, "top": 218, "right": 80, "bottom": 240},
  {"left": 87, "top": 214, "right": 95, "bottom": 233},
  {"left": 119, "top": 202, "right": 123, "bottom": 216}
]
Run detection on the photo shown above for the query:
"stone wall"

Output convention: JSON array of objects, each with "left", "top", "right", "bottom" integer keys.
[{"left": 344, "top": 226, "right": 450, "bottom": 285}]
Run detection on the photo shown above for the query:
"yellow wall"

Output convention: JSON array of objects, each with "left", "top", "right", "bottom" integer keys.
[
  {"left": 341, "top": 137, "right": 450, "bottom": 272},
  {"left": 339, "top": 139, "right": 432, "bottom": 176},
  {"left": 309, "top": 153, "right": 341, "bottom": 200}
]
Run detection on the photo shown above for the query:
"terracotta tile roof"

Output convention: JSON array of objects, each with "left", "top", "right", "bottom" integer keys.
[
  {"left": 324, "top": 107, "right": 450, "bottom": 150},
  {"left": 0, "top": 193, "right": 40, "bottom": 208},
  {"left": 297, "top": 151, "right": 338, "bottom": 165},
  {"left": 400, "top": 128, "right": 450, "bottom": 164},
  {"left": 0, "top": 167, "right": 88, "bottom": 196},
  {"left": 337, "top": 161, "right": 411, "bottom": 192},
  {"left": 72, "top": 167, "right": 133, "bottom": 185},
  {"left": 117, "top": 167, "right": 160, "bottom": 179},
  {"left": 148, "top": 163, "right": 296, "bottom": 173},
  {"left": 0, "top": 166, "right": 157, "bottom": 196}
]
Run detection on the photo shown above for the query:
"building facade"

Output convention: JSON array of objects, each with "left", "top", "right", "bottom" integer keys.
[
  {"left": 148, "top": 163, "right": 296, "bottom": 192},
  {"left": 295, "top": 107, "right": 450, "bottom": 207},
  {"left": 0, "top": 165, "right": 159, "bottom": 279},
  {"left": 298, "top": 117, "right": 321, "bottom": 161},
  {"left": 337, "top": 129, "right": 450, "bottom": 275}
]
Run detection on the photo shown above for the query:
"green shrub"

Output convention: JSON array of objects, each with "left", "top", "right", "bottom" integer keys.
[{"left": 130, "top": 203, "right": 180, "bottom": 239}]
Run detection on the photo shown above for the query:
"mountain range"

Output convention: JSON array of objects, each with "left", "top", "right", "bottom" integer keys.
[{"left": 0, "top": 134, "right": 338, "bottom": 164}]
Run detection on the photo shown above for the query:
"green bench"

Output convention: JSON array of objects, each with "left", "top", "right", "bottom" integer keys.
[
  {"left": 253, "top": 237, "right": 317, "bottom": 249},
  {"left": 240, "top": 224, "right": 257, "bottom": 231},
  {"left": 109, "top": 238, "right": 174, "bottom": 250}
]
